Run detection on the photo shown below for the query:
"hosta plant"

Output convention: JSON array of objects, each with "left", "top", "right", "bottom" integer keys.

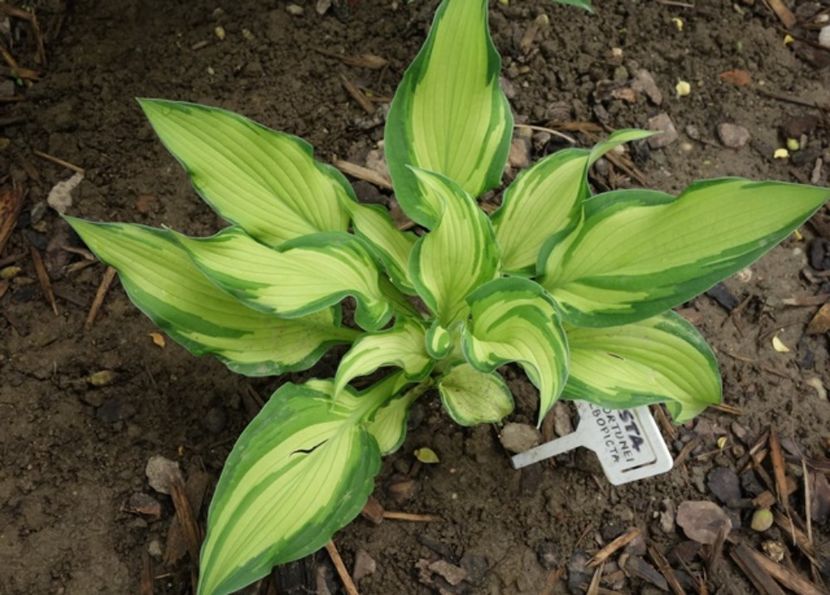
[{"left": 66, "top": 0, "right": 827, "bottom": 593}]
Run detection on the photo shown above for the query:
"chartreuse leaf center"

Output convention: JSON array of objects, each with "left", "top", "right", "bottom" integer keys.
[
  {"left": 462, "top": 278, "right": 569, "bottom": 425},
  {"left": 408, "top": 167, "right": 499, "bottom": 327}
]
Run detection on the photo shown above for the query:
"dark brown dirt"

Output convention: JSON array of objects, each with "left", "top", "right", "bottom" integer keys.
[{"left": 1, "top": 1, "right": 829, "bottom": 594}]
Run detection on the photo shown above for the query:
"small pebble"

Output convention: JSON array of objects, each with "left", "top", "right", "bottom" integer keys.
[
  {"left": 647, "top": 113, "right": 678, "bottom": 148},
  {"left": 751, "top": 508, "right": 774, "bottom": 532},
  {"left": 286, "top": 3, "right": 304, "bottom": 15},
  {"left": 717, "top": 123, "right": 750, "bottom": 149},
  {"left": 499, "top": 423, "right": 541, "bottom": 453}
]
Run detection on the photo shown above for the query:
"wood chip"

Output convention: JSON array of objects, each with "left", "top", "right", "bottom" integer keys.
[
  {"left": 164, "top": 470, "right": 210, "bottom": 565},
  {"left": 764, "top": 0, "right": 796, "bottom": 28},
  {"left": 739, "top": 541, "right": 824, "bottom": 594},
  {"left": 730, "top": 543, "right": 787, "bottom": 595},
  {"left": 360, "top": 496, "right": 384, "bottom": 524},
  {"left": 806, "top": 303, "right": 830, "bottom": 335},
  {"left": 29, "top": 245, "right": 58, "bottom": 315},
  {"left": 588, "top": 527, "right": 641, "bottom": 567},
  {"left": 768, "top": 428, "right": 789, "bottom": 513},
  {"left": 0, "top": 185, "right": 23, "bottom": 256},
  {"left": 169, "top": 478, "right": 201, "bottom": 566}
]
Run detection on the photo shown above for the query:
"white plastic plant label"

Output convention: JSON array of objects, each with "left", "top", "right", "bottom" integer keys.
[{"left": 511, "top": 401, "right": 673, "bottom": 485}]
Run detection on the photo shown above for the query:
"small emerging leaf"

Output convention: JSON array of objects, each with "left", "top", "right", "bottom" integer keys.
[
  {"left": 439, "top": 364, "right": 514, "bottom": 426},
  {"left": 414, "top": 447, "right": 440, "bottom": 464}
]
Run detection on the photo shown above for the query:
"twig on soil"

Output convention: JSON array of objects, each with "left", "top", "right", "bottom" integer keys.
[
  {"left": 773, "top": 511, "right": 817, "bottom": 564},
  {"left": 588, "top": 527, "right": 640, "bottom": 567},
  {"left": 711, "top": 403, "right": 743, "bottom": 416},
  {"left": 32, "top": 150, "right": 85, "bottom": 174},
  {"left": 84, "top": 266, "right": 117, "bottom": 330},
  {"left": 514, "top": 123, "right": 577, "bottom": 144},
  {"left": 586, "top": 562, "right": 604, "bottom": 595},
  {"left": 802, "top": 461, "right": 815, "bottom": 561},
  {"left": 755, "top": 88, "right": 829, "bottom": 112},
  {"left": 0, "top": 41, "right": 39, "bottom": 79},
  {"left": 0, "top": 250, "right": 25, "bottom": 268},
  {"left": 0, "top": 3, "right": 45, "bottom": 65},
  {"left": 739, "top": 541, "right": 824, "bottom": 595},
  {"left": 29, "top": 245, "right": 58, "bottom": 315},
  {"left": 655, "top": 0, "right": 695, "bottom": 8},
  {"left": 140, "top": 551, "right": 153, "bottom": 595},
  {"left": 647, "top": 545, "right": 686, "bottom": 595},
  {"left": 0, "top": 185, "right": 24, "bottom": 256},
  {"left": 325, "top": 541, "right": 360, "bottom": 595},
  {"left": 333, "top": 159, "right": 392, "bottom": 190},
  {"left": 707, "top": 523, "right": 729, "bottom": 573},
  {"left": 340, "top": 75, "right": 375, "bottom": 115},
  {"left": 169, "top": 480, "right": 202, "bottom": 567},
  {"left": 603, "top": 151, "right": 648, "bottom": 186},
  {"left": 381, "top": 511, "right": 438, "bottom": 522},
  {"left": 313, "top": 47, "right": 388, "bottom": 70},
  {"left": 730, "top": 543, "right": 787, "bottom": 595},
  {"left": 652, "top": 405, "right": 678, "bottom": 441},
  {"left": 673, "top": 437, "right": 699, "bottom": 468},
  {"left": 768, "top": 429, "right": 789, "bottom": 515},
  {"left": 780, "top": 293, "right": 830, "bottom": 307}
]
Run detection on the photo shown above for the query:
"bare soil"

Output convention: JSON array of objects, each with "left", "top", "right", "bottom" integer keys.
[{"left": 1, "top": 1, "right": 829, "bottom": 594}]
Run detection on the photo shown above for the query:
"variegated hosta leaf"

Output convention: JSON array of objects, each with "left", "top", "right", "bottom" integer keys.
[
  {"left": 438, "top": 363, "right": 513, "bottom": 426},
  {"left": 541, "top": 179, "right": 830, "bottom": 327},
  {"left": 174, "top": 228, "right": 392, "bottom": 331},
  {"left": 199, "top": 379, "right": 393, "bottom": 595},
  {"left": 384, "top": 0, "right": 512, "bottom": 225},
  {"left": 334, "top": 318, "right": 432, "bottom": 397},
  {"left": 367, "top": 374, "right": 433, "bottom": 455},
  {"left": 409, "top": 168, "right": 499, "bottom": 326},
  {"left": 343, "top": 200, "right": 417, "bottom": 293},
  {"left": 463, "top": 277, "right": 569, "bottom": 424},
  {"left": 65, "top": 218, "right": 356, "bottom": 377},
  {"left": 493, "top": 129, "right": 653, "bottom": 274},
  {"left": 139, "top": 99, "right": 350, "bottom": 247},
  {"left": 564, "top": 311, "right": 721, "bottom": 423}
]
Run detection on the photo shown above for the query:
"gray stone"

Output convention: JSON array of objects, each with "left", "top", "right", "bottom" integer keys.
[
  {"left": 499, "top": 423, "right": 541, "bottom": 453},
  {"left": 647, "top": 113, "right": 678, "bottom": 148},
  {"left": 717, "top": 123, "right": 750, "bottom": 149}
]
